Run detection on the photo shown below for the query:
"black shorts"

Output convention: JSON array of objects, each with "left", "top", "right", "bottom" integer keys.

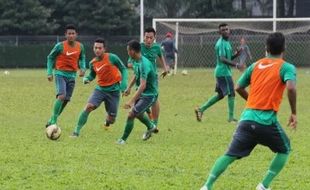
[
  {"left": 88, "top": 89, "right": 120, "bottom": 118},
  {"left": 215, "top": 76, "right": 235, "bottom": 97},
  {"left": 132, "top": 95, "right": 157, "bottom": 116},
  {"left": 226, "top": 120, "right": 291, "bottom": 158}
]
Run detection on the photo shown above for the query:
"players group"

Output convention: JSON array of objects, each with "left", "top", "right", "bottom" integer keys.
[{"left": 45, "top": 24, "right": 297, "bottom": 190}]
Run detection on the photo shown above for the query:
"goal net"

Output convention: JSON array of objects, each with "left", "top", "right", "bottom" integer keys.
[{"left": 153, "top": 18, "right": 310, "bottom": 73}]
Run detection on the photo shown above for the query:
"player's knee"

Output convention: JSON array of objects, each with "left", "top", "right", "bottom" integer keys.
[
  {"left": 217, "top": 93, "right": 224, "bottom": 100},
  {"left": 85, "top": 103, "right": 96, "bottom": 112},
  {"left": 127, "top": 111, "right": 135, "bottom": 119},
  {"left": 57, "top": 94, "right": 66, "bottom": 101}
]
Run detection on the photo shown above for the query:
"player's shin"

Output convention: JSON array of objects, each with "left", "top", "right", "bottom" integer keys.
[
  {"left": 49, "top": 99, "right": 63, "bottom": 124},
  {"left": 261, "top": 153, "right": 289, "bottom": 188},
  {"left": 74, "top": 110, "right": 90, "bottom": 135},
  {"left": 120, "top": 118, "right": 135, "bottom": 141},
  {"left": 204, "top": 155, "right": 237, "bottom": 189},
  {"left": 137, "top": 113, "right": 154, "bottom": 130}
]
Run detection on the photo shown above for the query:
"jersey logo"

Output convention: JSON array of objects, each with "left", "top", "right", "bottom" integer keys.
[
  {"left": 95, "top": 65, "right": 104, "bottom": 72},
  {"left": 258, "top": 62, "right": 274, "bottom": 69},
  {"left": 66, "top": 51, "right": 78, "bottom": 56}
]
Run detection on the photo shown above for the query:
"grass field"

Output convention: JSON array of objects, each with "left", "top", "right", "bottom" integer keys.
[{"left": 0, "top": 68, "right": 309, "bottom": 190}]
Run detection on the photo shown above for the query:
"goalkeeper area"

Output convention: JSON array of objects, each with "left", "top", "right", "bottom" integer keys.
[{"left": 153, "top": 18, "right": 310, "bottom": 73}]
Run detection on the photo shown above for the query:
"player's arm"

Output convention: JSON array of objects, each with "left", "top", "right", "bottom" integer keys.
[
  {"left": 110, "top": 54, "right": 128, "bottom": 92},
  {"left": 46, "top": 43, "right": 62, "bottom": 81},
  {"left": 124, "top": 78, "right": 146, "bottom": 109},
  {"left": 282, "top": 63, "right": 297, "bottom": 129},
  {"left": 218, "top": 43, "right": 242, "bottom": 69},
  {"left": 83, "top": 62, "right": 96, "bottom": 84},
  {"left": 124, "top": 62, "right": 148, "bottom": 109},
  {"left": 78, "top": 44, "right": 87, "bottom": 77},
  {"left": 246, "top": 46, "right": 252, "bottom": 60},
  {"left": 156, "top": 45, "right": 169, "bottom": 77},
  {"left": 123, "top": 75, "right": 136, "bottom": 97},
  {"left": 235, "top": 63, "right": 255, "bottom": 100}
]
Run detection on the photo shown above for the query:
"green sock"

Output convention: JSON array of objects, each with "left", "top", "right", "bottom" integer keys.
[
  {"left": 199, "top": 95, "right": 220, "bottom": 112},
  {"left": 205, "top": 155, "right": 237, "bottom": 189},
  {"left": 74, "top": 110, "right": 90, "bottom": 135},
  {"left": 262, "top": 153, "right": 289, "bottom": 188},
  {"left": 228, "top": 96, "right": 235, "bottom": 120},
  {"left": 138, "top": 113, "right": 154, "bottom": 130},
  {"left": 58, "top": 100, "right": 68, "bottom": 115},
  {"left": 152, "top": 119, "right": 158, "bottom": 127},
  {"left": 49, "top": 99, "right": 63, "bottom": 124},
  {"left": 121, "top": 118, "right": 134, "bottom": 141}
]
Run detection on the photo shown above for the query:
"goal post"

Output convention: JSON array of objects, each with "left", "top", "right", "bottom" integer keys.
[{"left": 153, "top": 18, "right": 310, "bottom": 73}]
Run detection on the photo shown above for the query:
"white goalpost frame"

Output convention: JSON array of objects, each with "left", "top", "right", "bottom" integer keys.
[{"left": 153, "top": 17, "right": 310, "bottom": 74}]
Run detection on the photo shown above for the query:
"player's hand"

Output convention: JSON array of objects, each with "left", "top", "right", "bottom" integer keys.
[
  {"left": 287, "top": 114, "right": 297, "bottom": 130},
  {"left": 235, "top": 48, "right": 242, "bottom": 56},
  {"left": 83, "top": 78, "right": 90, "bottom": 84},
  {"left": 79, "top": 70, "right": 85, "bottom": 77},
  {"left": 47, "top": 75, "right": 53, "bottom": 82},
  {"left": 236, "top": 63, "right": 246, "bottom": 72},
  {"left": 123, "top": 102, "right": 133, "bottom": 109},
  {"left": 122, "top": 88, "right": 131, "bottom": 97},
  {"left": 160, "top": 70, "right": 168, "bottom": 78}
]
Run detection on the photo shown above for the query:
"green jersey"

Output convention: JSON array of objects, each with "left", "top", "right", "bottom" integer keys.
[
  {"left": 214, "top": 37, "right": 233, "bottom": 77},
  {"left": 85, "top": 53, "right": 128, "bottom": 92},
  {"left": 128, "top": 57, "right": 140, "bottom": 87},
  {"left": 237, "top": 56, "right": 296, "bottom": 125},
  {"left": 138, "top": 56, "right": 158, "bottom": 96},
  {"left": 141, "top": 42, "right": 163, "bottom": 73},
  {"left": 46, "top": 42, "right": 86, "bottom": 78}
]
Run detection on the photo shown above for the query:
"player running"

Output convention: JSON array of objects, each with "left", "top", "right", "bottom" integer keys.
[
  {"left": 118, "top": 40, "right": 158, "bottom": 144},
  {"left": 195, "top": 23, "right": 243, "bottom": 123},
  {"left": 200, "top": 32, "right": 297, "bottom": 190},
  {"left": 46, "top": 24, "right": 86, "bottom": 127},
  {"left": 71, "top": 38, "right": 128, "bottom": 137}
]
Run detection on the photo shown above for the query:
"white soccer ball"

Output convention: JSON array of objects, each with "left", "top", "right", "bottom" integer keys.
[
  {"left": 181, "top": 70, "right": 188, "bottom": 75},
  {"left": 4, "top": 70, "right": 10, "bottom": 75},
  {"left": 46, "top": 124, "right": 61, "bottom": 140}
]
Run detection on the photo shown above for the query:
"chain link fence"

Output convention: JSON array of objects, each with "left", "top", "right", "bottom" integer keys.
[
  {"left": 154, "top": 19, "right": 310, "bottom": 69},
  {"left": 0, "top": 35, "right": 138, "bottom": 68}
]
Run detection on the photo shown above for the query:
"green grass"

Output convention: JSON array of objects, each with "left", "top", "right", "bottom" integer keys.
[{"left": 0, "top": 68, "right": 309, "bottom": 190}]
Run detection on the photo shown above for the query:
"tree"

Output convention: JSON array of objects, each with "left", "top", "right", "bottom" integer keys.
[
  {"left": 40, "top": 0, "right": 139, "bottom": 35},
  {"left": 0, "top": 0, "right": 56, "bottom": 35}
]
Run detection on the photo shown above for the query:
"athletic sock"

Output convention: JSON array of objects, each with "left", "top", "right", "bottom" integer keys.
[
  {"left": 49, "top": 99, "right": 63, "bottom": 124},
  {"left": 121, "top": 118, "right": 134, "bottom": 141},
  {"left": 74, "top": 110, "right": 90, "bottom": 135},
  {"left": 262, "top": 153, "right": 289, "bottom": 188},
  {"left": 152, "top": 119, "right": 158, "bottom": 127},
  {"left": 137, "top": 113, "right": 154, "bottom": 130},
  {"left": 228, "top": 96, "right": 235, "bottom": 120},
  {"left": 199, "top": 95, "right": 220, "bottom": 112},
  {"left": 205, "top": 155, "right": 237, "bottom": 189}
]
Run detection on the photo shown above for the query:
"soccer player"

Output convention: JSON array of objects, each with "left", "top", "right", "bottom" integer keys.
[
  {"left": 195, "top": 23, "right": 243, "bottom": 123},
  {"left": 70, "top": 38, "right": 128, "bottom": 137},
  {"left": 117, "top": 40, "right": 158, "bottom": 144},
  {"left": 161, "top": 32, "right": 178, "bottom": 74},
  {"left": 239, "top": 37, "right": 252, "bottom": 66},
  {"left": 141, "top": 27, "right": 169, "bottom": 128},
  {"left": 199, "top": 32, "right": 297, "bottom": 190},
  {"left": 46, "top": 24, "right": 86, "bottom": 127}
]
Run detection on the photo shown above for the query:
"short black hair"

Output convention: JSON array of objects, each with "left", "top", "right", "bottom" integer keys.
[
  {"left": 219, "top": 23, "right": 228, "bottom": 29},
  {"left": 127, "top": 40, "right": 141, "bottom": 52},
  {"left": 266, "top": 32, "right": 285, "bottom": 55},
  {"left": 95, "top": 38, "right": 106, "bottom": 46},
  {"left": 65, "top": 24, "right": 77, "bottom": 32},
  {"left": 144, "top": 27, "right": 156, "bottom": 35}
]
